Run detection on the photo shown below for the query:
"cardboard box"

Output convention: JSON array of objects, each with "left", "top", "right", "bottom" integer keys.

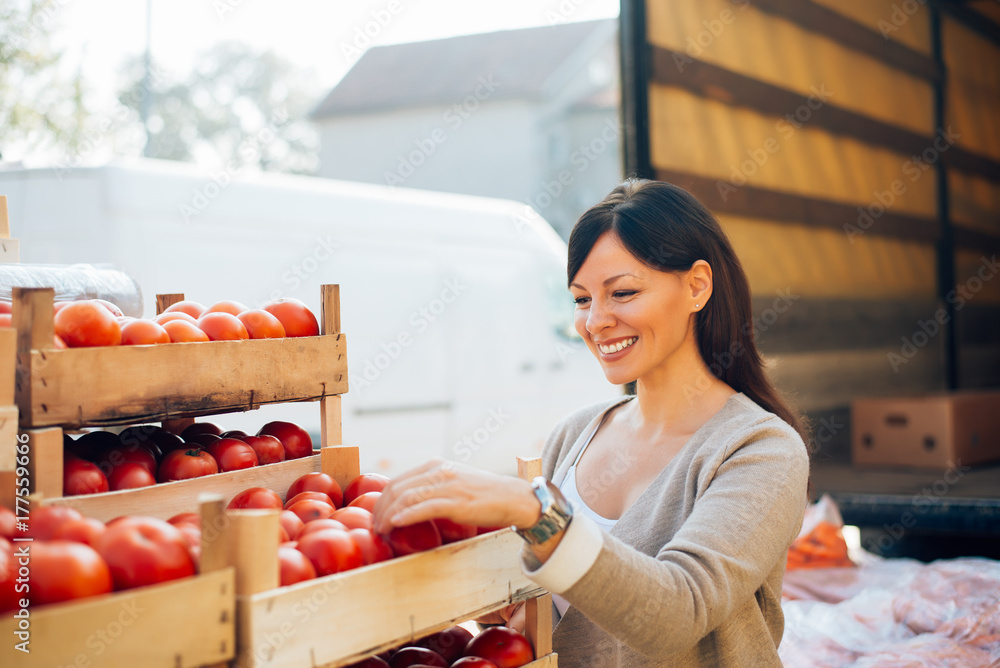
[{"left": 851, "top": 390, "right": 1000, "bottom": 469}]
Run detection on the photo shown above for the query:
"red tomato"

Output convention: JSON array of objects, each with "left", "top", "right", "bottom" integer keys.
[
  {"left": 286, "top": 472, "right": 343, "bottom": 508},
  {"left": 347, "top": 491, "right": 381, "bottom": 513},
  {"left": 348, "top": 528, "right": 393, "bottom": 565},
  {"left": 220, "top": 430, "right": 249, "bottom": 439},
  {"left": 262, "top": 298, "right": 319, "bottom": 337},
  {"left": 0, "top": 507, "right": 16, "bottom": 540},
  {"left": 0, "top": 301, "right": 10, "bottom": 314},
  {"left": 157, "top": 448, "right": 219, "bottom": 482},
  {"left": 28, "top": 540, "right": 114, "bottom": 606},
  {"left": 204, "top": 300, "right": 248, "bottom": 316},
  {"left": 389, "top": 647, "right": 449, "bottom": 668},
  {"left": 108, "top": 462, "right": 157, "bottom": 490},
  {"left": 121, "top": 319, "right": 170, "bottom": 345},
  {"left": 0, "top": 314, "right": 10, "bottom": 327},
  {"left": 286, "top": 499, "right": 336, "bottom": 524},
  {"left": 296, "top": 528, "right": 363, "bottom": 576},
  {"left": 64, "top": 457, "right": 110, "bottom": 496},
  {"left": 206, "top": 438, "right": 259, "bottom": 472},
  {"left": 345, "top": 658, "right": 390, "bottom": 668},
  {"left": 167, "top": 512, "right": 201, "bottom": 528},
  {"left": 0, "top": 539, "right": 16, "bottom": 614},
  {"left": 331, "top": 507, "right": 373, "bottom": 531},
  {"left": 228, "top": 487, "right": 283, "bottom": 510},
  {"left": 26, "top": 506, "right": 84, "bottom": 541},
  {"left": 463, "top": 627, "right": 534, "bottom": 668},
  {"left": 279, "top": 545, "right": 317, "bottom": 586},
  {"left": 98, "top": 445, "right": 157, "bottom": 477},
  {"left": 284, "top": 491, "right": 336, "bottom": 509},
  {"left": 296, "top": 519, "right": 349, "bottom": 539},
  {"left": 181, "top": 422, "right": 222, "bottom": 439},
  {"left": 185, "top": 433, "right": 221, "bottom": 447},
  {"left": 476, "top": 525, "right": 506, "bottom": 535},
  {"left": 51, "top": 517, "right": 107, "bottom": 546},
  {"left": 386, "top": 521, "right": 442, "bottom": 557},
  {"left": 156, "top": 311, "right": 198, "bottom": 325},
  {"left": 279, "top": 510, "right": 305, "bottom": 542},
  {"left": 151, "top": 430, "right": 186, "bottom": 455},
  {"left": 52, "top": 300, "right": 71, "bottom": 314},
  {"left": 94, "top": 517, "right": 196, "bottom": 590},
  {"left": 416, "top": 626, "right": 476, "bottom": 664},
  {"left": 53, "top": 333, "right": 68, "bottom": 349},
  {"left": 71, "top": 430, "right": 120, "bottom": 461},
  {"left": 197, "top": 312, "right": 249, "bottom": 341},
  {"left": 162, "top": 300, "right": 206, "bottom": 319},
  {"left": 344, "top": 473, "right": 391, "bottom": 506},
  {"left": 175, "top": 523, "right": 201, "bottom": 565},
  {"left": 452, "top": 658, "right": 499, "bottom": 668},
  {"left": 243, "top": 435, "right": 285, "bottom": 465},
  {"left": 91, "top": 299, "right": 124, "bottom": 317},
  {"left": 258, "top": 421, "right": 313, "bottom": 460},
  {"left": 237, "top": 309, "right": 286, "bottom": 339},
  {"left": 433, "top": 518, "right": 477, "bottom": 544},
  {"left": 54, "top": 301, "right": 122, "bottom": 347},
  {"left": 162, "top": 319, "right": 210, "bottom": 342}
]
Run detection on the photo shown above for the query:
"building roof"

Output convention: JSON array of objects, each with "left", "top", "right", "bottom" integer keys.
[{"left": 312, "top": 19, "right": 617, "bottom": 119}]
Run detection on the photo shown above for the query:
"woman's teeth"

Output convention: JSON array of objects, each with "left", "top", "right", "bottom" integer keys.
[{"left": 598, "top": 337, "right": 637, "bottom": 354}]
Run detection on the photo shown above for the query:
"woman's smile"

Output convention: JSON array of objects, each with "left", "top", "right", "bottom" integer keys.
[{"left": 596, "top": 335, "right": 638, "bottom": 357}]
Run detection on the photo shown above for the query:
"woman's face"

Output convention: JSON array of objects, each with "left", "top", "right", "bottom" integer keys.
[{"left": 569, "top": 232, "right": 704, "bottom": 386}]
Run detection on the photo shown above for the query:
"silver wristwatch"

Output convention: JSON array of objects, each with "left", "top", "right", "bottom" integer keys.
[{"left": 515, "top": 476, "right": 574, "bottom": 545}]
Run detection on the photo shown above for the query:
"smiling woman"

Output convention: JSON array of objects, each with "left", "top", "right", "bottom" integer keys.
[{"left": 374, "top": 179, "right": 811, "bottom": 667}]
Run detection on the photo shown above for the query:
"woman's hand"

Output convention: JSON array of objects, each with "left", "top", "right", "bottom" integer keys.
[{"left": 372, "top": 458, "right": 540, "bottom": 535}]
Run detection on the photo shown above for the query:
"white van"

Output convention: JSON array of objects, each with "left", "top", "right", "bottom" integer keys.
[{"left": 0, "top": 159, "right": 619, "bottom": 475}]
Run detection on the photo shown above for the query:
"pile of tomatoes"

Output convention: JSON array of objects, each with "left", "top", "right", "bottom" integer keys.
[
  {"left": 63, "top": 419, "right": 313, "bottom": 495},
  {"left": 0, "top": 504, "right": 197, "bottom": 612},
  {"left": 220, "top": 471, "right": 488, "bottom": 587},
  {"left": 0, "top": 296, "right": 319, "bottom": 347},
  {"left": 345, "top": 625, "right": 536, "bottom": 668}
]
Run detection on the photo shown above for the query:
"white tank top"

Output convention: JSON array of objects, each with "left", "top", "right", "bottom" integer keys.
[{"left": 552, "top": 404, "right": 622, "bottom": 618}]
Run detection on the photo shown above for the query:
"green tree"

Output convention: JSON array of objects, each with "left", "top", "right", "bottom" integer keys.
[
  {"left": 117, "top": 42, "right": 320, "bottom": 174},
  {"left": 0, "top": 0, "right": 88, "bottom": 161}
]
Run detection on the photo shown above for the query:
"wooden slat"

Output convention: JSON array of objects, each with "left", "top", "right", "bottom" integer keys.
[
  {"left": 13, "top": 287, "right": 54, "bottom": 354},
  {"left": 228, "top": 509, "right": 281, "bottom": 595},
  {"left": 45, "top": 454, "right": 322, "bottom": 522},
  {"left": 321, "top": 444, "right": 360, "bottom": 492},
  {"left": 0, "top": 328, "right": 14, "bottom": 405},
  {"left": 0, "top": 196, "right": 16, "bottom": 262},
  {"left": 650, "top": 47, "right": 1000, "bottom": 185},
  {"left": 321, "top": 284, "right": 341, "bottom": 335},
  {"left": 0, "top": 407, "right": 17, "bottom": 470},
  {"left": 156, "top": 293, "right": 185, "bottom": 314},
  {"left": 940, "top": 1, "right": 1000, "bottom": 47},
  {"left": 25, "top": 427, "right": 62, "bottom": 499},
  {"left": 321, "top": 395, "right": 344, "bottom": 447},
  {"left": 655, "top": 167, "right": 941, "bottom": 245},
  {"left": 17, "top": 334, "right": 348, "bottom": 427},
  {"left": 0, "top": 568, "right": 235, "bottom": 668},
  {"left": 235, "top": 530, "right": 543, "bottom": 668},
  {"left": 0, "top": 195, "right": 8, "bottom": 238},
  {"left": 752, "top": 0, "right": 939, "bottom": 79}
]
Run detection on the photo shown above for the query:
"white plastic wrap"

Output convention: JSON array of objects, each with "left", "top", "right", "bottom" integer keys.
[{"left": 0, "top": 264, "right": 142, "bottom": 317}]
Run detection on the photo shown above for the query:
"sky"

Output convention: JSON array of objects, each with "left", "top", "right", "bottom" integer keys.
[{"left": 52, "top": 0, "right": 621, "bottom": 108}]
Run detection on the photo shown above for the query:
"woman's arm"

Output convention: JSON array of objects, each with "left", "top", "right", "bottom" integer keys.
[{"left": 525, "top": 424, "right": 810, "bottom": 660}]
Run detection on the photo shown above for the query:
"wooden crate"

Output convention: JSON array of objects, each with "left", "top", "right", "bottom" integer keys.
[
  {"left": 222, "top": 449, "right": 556, "bottom": 668},
  {"left": 22, "top": 392, "right": 344, "bottom": 522},
  {"left": 0, "top": 497, "right": 236, "bottom": 668},
  {"left": 13, "top": 285, "right": 348, "bottom": 428},
  {"left": 0, "top": 195, "right": 18, "bottom": 262},
  {"left": 1, "top": 328, "right": 17, "bottom": 509}
]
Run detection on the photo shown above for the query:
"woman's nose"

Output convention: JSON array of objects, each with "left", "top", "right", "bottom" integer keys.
[{"left": 586, "top": 299, "right": 615, "bottom": 334}]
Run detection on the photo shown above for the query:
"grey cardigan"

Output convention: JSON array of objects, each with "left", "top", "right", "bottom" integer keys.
[{"left": 520, "top": 393, "right": 810, "bottom": 667}]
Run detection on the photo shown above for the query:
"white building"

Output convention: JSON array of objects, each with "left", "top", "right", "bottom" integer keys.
[{"left": 312, "top": 19, "right": 621, "bottom": 239}]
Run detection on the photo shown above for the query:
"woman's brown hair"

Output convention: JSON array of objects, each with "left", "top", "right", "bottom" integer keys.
[{"left": 568, "top": 179, "right": 810, "bottom": 446}]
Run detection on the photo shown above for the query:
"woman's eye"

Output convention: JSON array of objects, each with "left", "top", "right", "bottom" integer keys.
[
  {"left": 573, "top": 296, "right": 590, "bottom": 305},
  {"left": 613, "top": 290, "right": 637, "bottom": 299}
]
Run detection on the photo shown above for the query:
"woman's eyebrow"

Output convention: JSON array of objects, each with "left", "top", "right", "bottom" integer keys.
[{"left": 570, "top": 273, "right": 639, "bottom": 290}]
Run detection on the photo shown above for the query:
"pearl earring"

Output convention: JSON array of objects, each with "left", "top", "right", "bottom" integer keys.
[{"left": 695, "top": 304, "right": 700, "bottom": 309}]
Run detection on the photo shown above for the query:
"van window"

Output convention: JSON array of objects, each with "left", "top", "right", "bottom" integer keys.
[{"left": 545, "top": 265, "right": 579, "bottom": 341}]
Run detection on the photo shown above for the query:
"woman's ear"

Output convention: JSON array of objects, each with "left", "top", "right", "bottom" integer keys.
[{"left": 688, "top": 260, "right": 713, "bottom": 310}]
